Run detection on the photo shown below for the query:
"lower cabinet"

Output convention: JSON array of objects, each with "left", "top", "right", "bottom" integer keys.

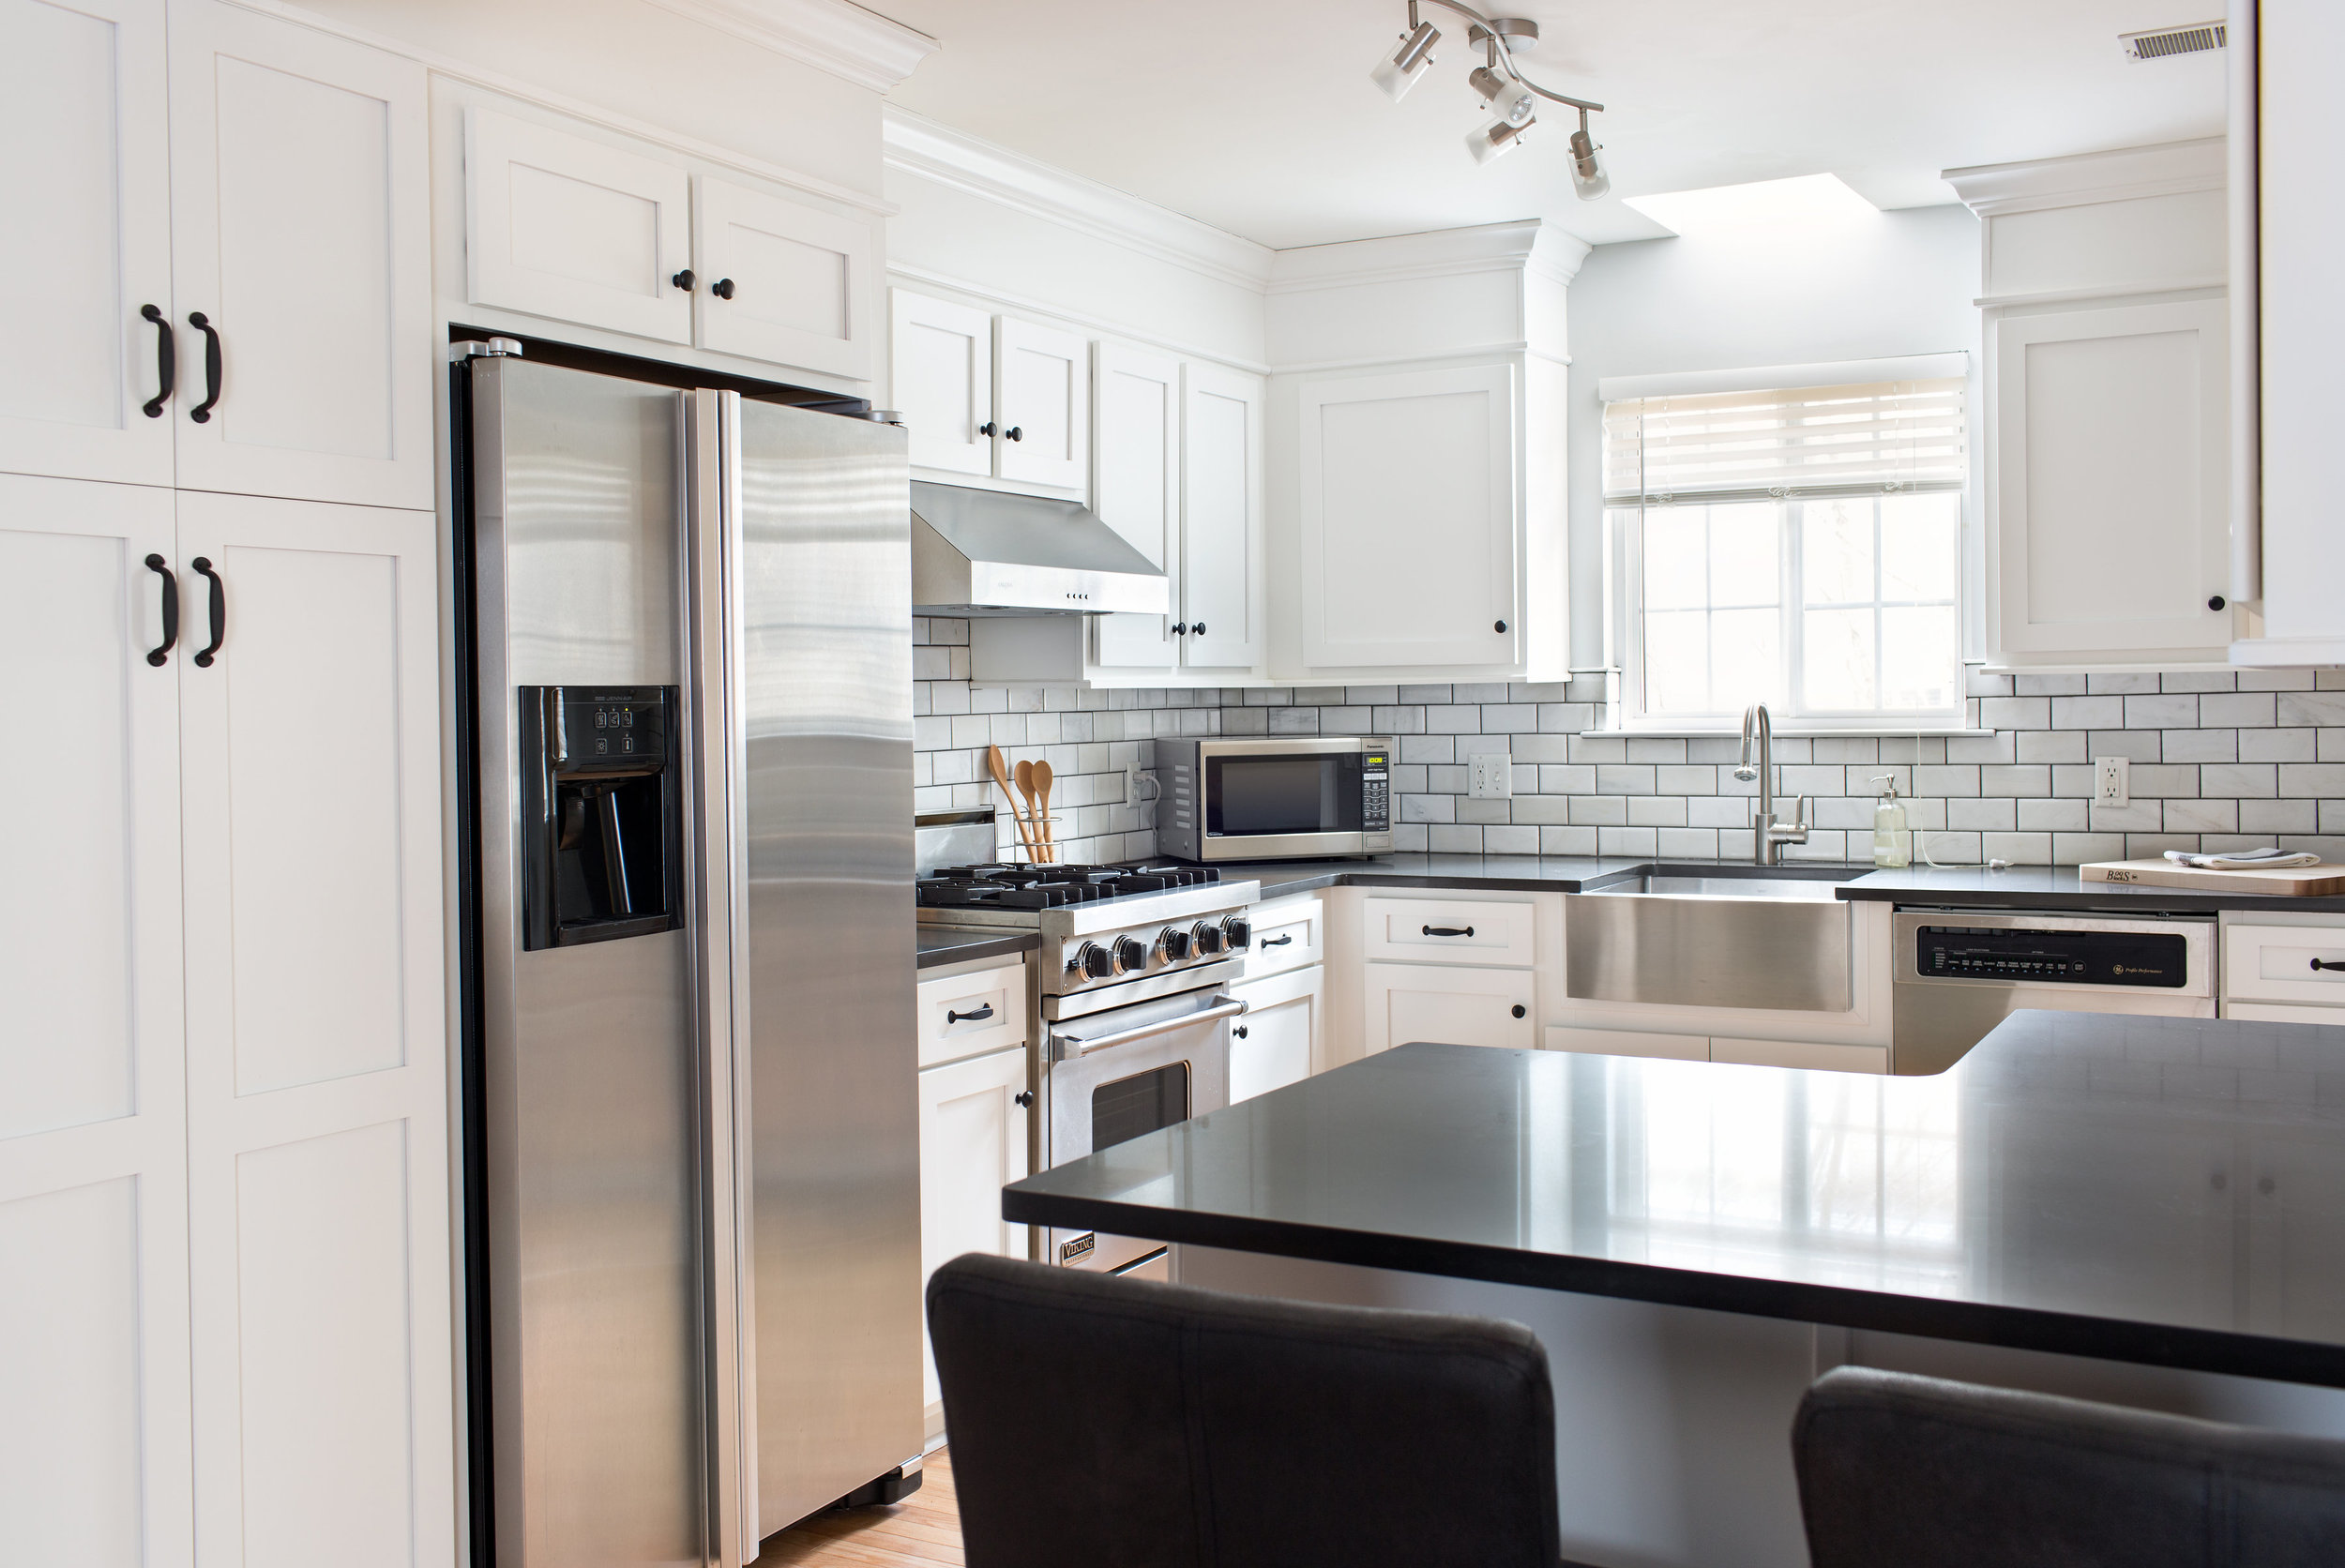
[
  {"left": 1228, "top": 965, "right": 1324, "bottom": 1101},
  {"left": 1362, "top": 961, "right": 1536, "bottom": 1052},
  {"left": 916, "top": 1041, "right": 1031, "bottom": 1436}
]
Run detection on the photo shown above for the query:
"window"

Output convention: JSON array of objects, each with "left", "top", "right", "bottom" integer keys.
[{"left": 1604, "top": 367, "right": 1967, "bottom": 729}]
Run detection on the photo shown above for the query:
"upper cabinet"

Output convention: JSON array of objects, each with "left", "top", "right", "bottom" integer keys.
[
  {"left": 463, "top": 108, "right": 880, "bottom": 384},
  {"left": 0, "top": 0, "right": 432, "bottom": 509},
  {"left": 1091, "top": 343, "right": 1183, "bottom": 671},
  {"left": 1948, "top": 140, "right": 2234, "bottom": 668},
  {"left": 994, "top": 316, "right": 1087, "bottom": 490},
  {"left": 889, "top": 288, "right": 1088, "bottom": 493}
]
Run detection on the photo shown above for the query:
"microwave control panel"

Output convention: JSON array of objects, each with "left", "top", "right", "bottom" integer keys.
[{"left": 1363, "top": 749, "right": 1388, "bottom": 832}]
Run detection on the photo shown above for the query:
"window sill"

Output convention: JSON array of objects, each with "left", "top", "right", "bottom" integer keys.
[{"left": 1589, "top": 727, "right": 1994, "bottom": 740}]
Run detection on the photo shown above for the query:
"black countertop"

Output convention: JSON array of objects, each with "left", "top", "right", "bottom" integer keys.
[
  {"left": 915, "top": 927, "right": 1038, "bottom": 970},
  {"left": 1004, "top": 1012, "right": 2345, "bottom": 1388}
]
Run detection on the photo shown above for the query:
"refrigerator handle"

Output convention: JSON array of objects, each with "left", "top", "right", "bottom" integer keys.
[{"left": 686, "top": 385, "right": 761, "bottom": 1563}]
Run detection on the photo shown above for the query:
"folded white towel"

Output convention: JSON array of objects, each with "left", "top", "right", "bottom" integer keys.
[{"left": 2163, "top": 848, "right": 2322, "bottom": 870}]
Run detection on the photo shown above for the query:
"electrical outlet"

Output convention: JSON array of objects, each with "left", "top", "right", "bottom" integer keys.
[
  {"left": 1469, "top": 752, "right": 1514, "bottom": 799},
  {"left": 2095, "top": 756, "right": 2130, "bottom": 807}
]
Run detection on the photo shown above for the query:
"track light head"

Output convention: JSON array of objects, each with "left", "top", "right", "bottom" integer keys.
[
  {"left": 1468, "top": 65, "right": 1537, "bottom": 128},
  {"left": 1568, "top": 109, "right": 1609, "bottom": 199},
  {"left": 1467, "top": 115, "right": 1533, "bottom": 166},
  {"left": 1369, "top": 20, "right": 1441, "bottom": 100}
]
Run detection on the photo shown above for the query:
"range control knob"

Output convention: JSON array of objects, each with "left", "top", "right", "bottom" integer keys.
[
  {"left": 1112, "top": 936, "right": 1150, "bottom": 973},
  {"left": 1191, "top": 920, "right": 1226, "bottom": 956},
  {"left": 1074, "top": 941, "right": 1114, "bottom": 980},
  {"left": 1159, "top": 926, "right": 1193, "bottom": 961},
  {"left": 1221, "top": 914, "right": 1253, "bottom": 951}
]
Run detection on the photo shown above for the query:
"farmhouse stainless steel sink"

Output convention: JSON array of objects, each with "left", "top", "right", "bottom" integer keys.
[{"left": 1566, "top": 864, "right": 1865, "bottom": 1012}]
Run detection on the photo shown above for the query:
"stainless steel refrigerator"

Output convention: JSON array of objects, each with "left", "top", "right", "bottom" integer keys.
[{"left": 459, "top": 348, "right": 920, "bottom": 1568}]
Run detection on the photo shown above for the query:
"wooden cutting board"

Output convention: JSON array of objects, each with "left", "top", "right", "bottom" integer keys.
[{"left": 2080, "top": 859, "right": 2345, "bottom": 896}]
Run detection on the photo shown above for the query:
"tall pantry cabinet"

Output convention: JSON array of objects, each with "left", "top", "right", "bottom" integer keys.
[{"left": 0, "top": 4, "right": 453, "bottom": 1568}]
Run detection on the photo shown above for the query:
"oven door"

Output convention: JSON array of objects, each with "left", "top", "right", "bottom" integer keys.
[
  {"left": 1042, "top": 988, "right": 1242, "bottom": 1272},
  {"left": 1198, "top": 738, "right": 1381, "bottom": 860}
]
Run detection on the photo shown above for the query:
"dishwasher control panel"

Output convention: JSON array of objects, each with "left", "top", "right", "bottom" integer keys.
[{"left": 1915, "top": 924, "right": 2191, "bottom": 988}]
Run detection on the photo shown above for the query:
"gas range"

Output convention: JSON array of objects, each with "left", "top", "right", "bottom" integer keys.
[{"left": 916, "top": 862, "right": 1261, "bottom": 1021}]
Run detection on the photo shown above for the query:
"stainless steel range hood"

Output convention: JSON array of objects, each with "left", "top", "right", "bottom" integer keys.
[{"left": 911, "top": 480, "right": 1168, "bottom": 616}]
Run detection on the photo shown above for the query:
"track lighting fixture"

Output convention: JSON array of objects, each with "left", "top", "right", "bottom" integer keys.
[{"left": 1368, "top": 0, "right": 1611, "bottom": 195}]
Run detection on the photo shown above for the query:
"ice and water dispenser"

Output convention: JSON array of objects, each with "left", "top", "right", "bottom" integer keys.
[{"left": 519, "top": 686, "right": 683, "bottom": 950}]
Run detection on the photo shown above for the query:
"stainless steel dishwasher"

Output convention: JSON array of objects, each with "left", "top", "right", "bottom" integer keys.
[{"left": 1891, "top": 909, "right": 2216, "bottom": 1074}]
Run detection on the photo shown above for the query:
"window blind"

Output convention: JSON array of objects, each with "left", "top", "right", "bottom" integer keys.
[{"left": 1603, "top": 377, "right": 1966, "bottom": 505}]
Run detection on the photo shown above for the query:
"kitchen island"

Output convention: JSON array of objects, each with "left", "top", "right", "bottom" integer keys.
[{"left": 1004, "top": 1012, "right": 2345, "bottom": 1567}]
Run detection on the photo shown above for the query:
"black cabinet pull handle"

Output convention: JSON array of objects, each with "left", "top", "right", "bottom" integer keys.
[
  {"left": 672, "top": 268, "right": 695, "bottom": 291},
  {"left": 187, "top": 312, "right": 222, "bottom": 423},
  {"left": 1191, "top": 622, "right": 1205, "bottom": 635},
  {"left": 144, "top": 554, "right": 178, "bottom": 666},
  {"left": 1170, "top": 623, "right": 1188, "bottom": 635},
  {"left": 1014, "top": 1090, "right": 1034, "bottom": 1108},
  {"left": 1233, "top": 1024, "right": 1248, "bottom": 1038},
  {"left": 978, "top": 421, "right": 997, "bottom": 437},
  {"left": 1423, "top": 925, "right": 1475, "bottom": 938},
  {"left": 1005, "top": 425, "right": 1023, "bottom": 441},
  {"left": 2311, "top": 959, "right": 2345, "bottom": 973},
  {"left": 141, "top": 305, "right": 174, "bottom": 417},
  {"left": 946, "top": 1003, "right": 994, "bottom": 1023},
  {"left": 191, "top": 556, "right": 225, "bottom": 667},
  {"left": 2209, "top": 594, "right": 2228, "bottom": 611},
  {"left": 1259, "top": 934, "right": 1294, "bottom": 947},
  {"left": 1494, "top": 619, "right": 1508, "bottom": 633},
  {"left": 711, "top": 278, "right": 734, "bottom": 299},
  {"left": 1511, "top": 1004, "right": 1526, "bottom": 1018}
]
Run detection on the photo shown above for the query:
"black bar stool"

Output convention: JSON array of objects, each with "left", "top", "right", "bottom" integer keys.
[
  {"left": 927, "top": 1252, "right": 1569, "bottom": 1568},
  {"left": 1794, "top": 1365, "right": 2345, "bottom": 1567}
]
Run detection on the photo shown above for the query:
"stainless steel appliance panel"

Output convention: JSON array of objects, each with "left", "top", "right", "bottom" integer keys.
[
  {"left": 734, "top": 399, "right": 923, "bottom": 1528},
  {"left": 1565, "top": 890, "right": 1853, "bottom": 1012},
  {"left": 473, "top": 357, "right": 705, "bottom": 1568},
  {"left": 1157, "top": 737, "right": 1393, "bottom": 862}
]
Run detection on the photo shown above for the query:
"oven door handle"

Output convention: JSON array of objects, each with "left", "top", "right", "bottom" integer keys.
[{"left": 1051, "top": 996, "right": 1248, "bottom": 1062}]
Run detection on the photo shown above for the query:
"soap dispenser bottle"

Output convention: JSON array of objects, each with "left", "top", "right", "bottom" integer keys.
[{"left": 1871, "top": 774, "right": 1911, "bottom": 869}]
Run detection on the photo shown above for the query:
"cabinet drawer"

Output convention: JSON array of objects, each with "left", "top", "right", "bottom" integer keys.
[
  {"left": 1361, "top": 897, "right": 1536, "bottom": 967},
  {"left": 915, "top": 961, "right": 1026, "bottom": 1066},
  {"left": 1543, "top": 1024, "right": 1707, "bottom": 1062},
  {"left": 1364, "top": 962, "right": 1535, "bottom": 1053},
  {"left": 2223, "top": 924, "right": 2345, "bottom": 1008},
  {"left": 1712, "top": 1036, "right": 1888, "bottom": 1076},
  {"left": 1244, "top": 894, "right": 1324, "bottom": 978}
]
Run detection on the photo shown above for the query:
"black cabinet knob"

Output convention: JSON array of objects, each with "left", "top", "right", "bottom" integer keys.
[
  {"left": 1191, "top": 622, "right": 1206, "bottom": 636},
  {"left": 1233, "top": 1025, "right": 1248, "bottom": 1039},
  {"left": 2209, "top": 594, "right": 2227, "bottom": 611},
  {"left": 1494, "top": 619, "right": 1508, "bottom": 633},
  {"left": 1005, "top": 425, "right": 1023, "bottom": 441},
  {"left": 711, "top": 278, "right": 735, "bottom": 299},
  {"left": 978, "top": 421, "right": 998, "bottom": 437},
  {"left": 1511, "top": 1004, "right": 1526, "bottom": 1018},
  {"left": 1014, "top": 1090, "right": 1034, "bottom": 1108},
  {"left": 671, "top": 268, "right": 696, "bottom": 291}
]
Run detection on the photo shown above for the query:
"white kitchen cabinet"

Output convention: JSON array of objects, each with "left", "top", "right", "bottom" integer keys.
[
  {"left": 173, "top": 491, "right": 453, "bottom": 1568},
  {"left": 1244, "top": 893, "right": 1325, "bottom": 979},
  {"left": 1361, "top": 895, "right": 1537, "bottom": 967},
  {"left": 0, "top": 0, "right": 174, "bottom": 489},
  {"left": 1178, "top": 362, "right": 1265, "bottom": 671},
  {"left": 1228, "top": 965, "right": 1324, "bottom": 1098},
  {"left": 916, "top": 1043, "right": 1032, "bottom": 1428},
  {"left": 464, "top": 108, "right": 694, "bottom": 347},
  {"left": 1297, "top": 363, "right": 1519, "bottom": 672},
  {"left": 995, "top": 315, "right": 1089, "bottom": 490},
  {"left": 1091, "top": 343, "right": 1183, "bottom": 671},
  {"left": 694, "top": 175, "right": 877, "bottom": 382},
  {"left": 0, "top": 473, "right": 192, "bottom": 1568},
  {"left": 170, "top": 0, "right": 432, "bottom": 511},
  {"left": 1363, "top": 961, "right": 1536, "bottom": 1053},
  {"left": 1989, "top": 301, "right": 2231, "bottom": 659},
  {"left": 892, "top": 289, "right": 994, "bottom": 476}
]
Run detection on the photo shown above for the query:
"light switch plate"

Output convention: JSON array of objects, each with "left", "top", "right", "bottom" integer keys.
[
  {"left": 2095, "top": 756, "right": 2130, "bottom": 807},
  {"left": 1469, "top": 752, "right": 1514, "bottom": 799}
]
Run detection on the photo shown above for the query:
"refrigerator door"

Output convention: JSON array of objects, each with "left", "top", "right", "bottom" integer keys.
[
  {"left": 471, "top": 356, "right": 707, "bottom": 1568},
  {"left": 733, "top": 400, "right": 922, "bottom": 1530}
]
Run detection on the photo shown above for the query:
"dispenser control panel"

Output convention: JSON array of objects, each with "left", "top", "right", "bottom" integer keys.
[{"left": 551, "top": 689, "right": 671, "bottom": 773}]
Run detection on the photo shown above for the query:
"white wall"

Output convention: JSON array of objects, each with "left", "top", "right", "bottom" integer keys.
[{"left": 1564, "top": 204, "right": 1984, "bottom": 669}]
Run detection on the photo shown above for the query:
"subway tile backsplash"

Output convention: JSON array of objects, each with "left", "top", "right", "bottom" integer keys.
[{"left": 914, "top": 618, "right": 2345, "bottom": 867}]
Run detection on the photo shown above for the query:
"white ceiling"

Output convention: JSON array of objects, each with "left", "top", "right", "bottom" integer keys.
[{"left": 870, "top": 0, "right": 2226, "bottom": 249}]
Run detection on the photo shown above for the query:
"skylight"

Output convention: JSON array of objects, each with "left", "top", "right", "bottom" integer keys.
[{"left": 1623, "top": 173, "right": 1880, "bottom": 236}]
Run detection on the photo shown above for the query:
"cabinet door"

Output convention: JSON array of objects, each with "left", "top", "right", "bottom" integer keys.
[
  {"left": 1991, "top": 302, "right": 2230, "bottom": 656},
  {"left": 996, "top": 315, "right": 1088, "bottom": 490},
  {"left": 892, "top": 289, "right": 993, "bottom": 476},
  {"left": 464, "top": 107, "right": 693, "bottom": 347},
  {"left": 0, "top": 474, "right": 192, "bottom": 1568},
  {"left": 1229, "top": 966, "right": 1324, "bottom": 1100},
  {"left": 694, "top": 175, "right": 876, "bottom": 380},
  {"left": 1300, "top": 364, "right": 1518, "bottom": 671},
  {"left": 169, "top": 0, "right": 431, "bottom": 510},
  {"left": 1091, "top": 343, "right": 1181, "bottom": 672},
  {"left": 917, "top": 1045, "right": 1032, "bottom": 1417},
  {"left": 1181, "top": 362, "right": 1264, "bottom": 671},
  {"left": 1363, "top": 961, "right": 1536, "bottom": 1053},
  {"left": 174, "top": 492, "right": 455, "bottom": 1568},
  {"left": 0, "top": 0, "right": 174, "bottom": 486}
]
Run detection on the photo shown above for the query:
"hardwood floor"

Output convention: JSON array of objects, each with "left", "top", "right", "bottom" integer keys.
[{"left": 751, "top": 1449, "right": 965, "bottom": 1567}]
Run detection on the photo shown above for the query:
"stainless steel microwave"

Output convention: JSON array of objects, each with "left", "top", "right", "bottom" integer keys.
[{"left": 1157, "top": 737, "right": 1393, "bottom": 862}]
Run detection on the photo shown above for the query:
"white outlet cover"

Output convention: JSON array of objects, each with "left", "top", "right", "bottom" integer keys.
[
  {"left": 2094, "top": 756, "right": 2131, "bottom": 807},
  {"left": 1470, "top": 753, "right": 1514, "bottom": 799}
]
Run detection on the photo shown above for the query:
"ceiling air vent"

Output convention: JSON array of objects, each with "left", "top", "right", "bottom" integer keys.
[{"left": 2119, "top": 21, "right": 2226, "bottom": 60}]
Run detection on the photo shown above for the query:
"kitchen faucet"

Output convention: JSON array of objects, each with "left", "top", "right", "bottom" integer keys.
[{"left": 1734, "top": 703, "right": 1809, "bottom": 866}]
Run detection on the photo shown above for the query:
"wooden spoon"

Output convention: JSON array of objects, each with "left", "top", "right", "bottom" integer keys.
[
  {"left": 988, "top": 745, "right": 1037, "bottom": 862},
  {"left": 1013, "top": 758, "right": 1043, "bottom": 863},
  {"left": 1033, "top": 760, "right": 1055, "bottom": 864}
]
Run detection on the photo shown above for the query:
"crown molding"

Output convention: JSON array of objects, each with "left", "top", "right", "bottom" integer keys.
[
  {"left": 1265, "top": 219, "right": 1551, "bottom": 294},
  {"left": 1943, "top": 137, "right": 2224, "bottom": 218},
  {"left": 642, "top": 0, "right": 936, "bottom": 94},
  {"left": 883, "top": 107, "right": 1275, "bottom": 291}
]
